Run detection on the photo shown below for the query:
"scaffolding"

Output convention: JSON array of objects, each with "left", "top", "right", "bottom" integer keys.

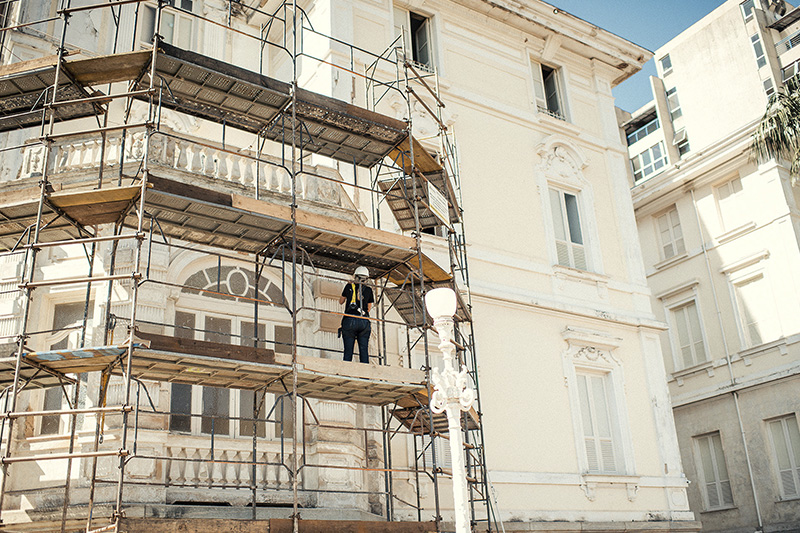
[{"left": 0, "top": 0, "right": 497, "bottom": 531}]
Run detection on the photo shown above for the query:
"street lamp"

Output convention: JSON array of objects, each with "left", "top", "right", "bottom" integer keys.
[{"left": 424, "top": 287, "right": 475, "bottom": 533}]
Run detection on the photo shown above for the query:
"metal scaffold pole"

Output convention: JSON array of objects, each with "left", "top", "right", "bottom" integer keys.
[{"left": 0, "top": 0, "right": 72, "bottom": 520}]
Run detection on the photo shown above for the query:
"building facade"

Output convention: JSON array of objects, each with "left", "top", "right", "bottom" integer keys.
[
  {"left": 0, "top": 0, "right": 697, "bottom": 531},
  {"left": 622, "top": 1, "right": 800, "bottom": 531}
]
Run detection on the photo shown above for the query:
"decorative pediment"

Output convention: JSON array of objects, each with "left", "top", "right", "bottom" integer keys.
[
  {"left": 562, "top": 326, "right": 622, "bottom": 366},
  {"left": 536, "top": 135, "right": 588, "bottom": 186}
]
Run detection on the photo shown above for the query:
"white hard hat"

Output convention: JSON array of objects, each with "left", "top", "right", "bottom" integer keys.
[{"left": 354, "top": 266, "right": 369, "bottom": 278}]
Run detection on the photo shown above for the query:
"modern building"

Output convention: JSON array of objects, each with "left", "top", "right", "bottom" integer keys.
[
  {"left": 621, "top": 0, "right": 800, "bottom": 531},
  {"left": 0, "top": 1, "right": 697, "bottom": 532}
]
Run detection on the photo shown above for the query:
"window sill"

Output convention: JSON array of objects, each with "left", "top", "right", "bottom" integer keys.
[
  {"left": 700, "top": 505, "right": 737, "bottom": 514},
  {"left": 670, "top": 360, "right": 713, "bottom": 383},
  {"left": 776, "top": 495, "right": 800, "bottom": 503},
  {"left": 654, "top": 251, "right": 689, "bottom": 271},
  {"left": 580, "top": 474, "right": 641, "bottom": 502},
  {"left": 553, "top": 264, "right": 608, "bottom": 284},
  {"left": 537, "top": 111, "right": 578, "bottom": 133},
  {"left": 716, "top": 221, "right": 756, "bottom": 245}
]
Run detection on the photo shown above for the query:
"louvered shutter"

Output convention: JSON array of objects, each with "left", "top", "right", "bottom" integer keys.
[{"left": 577, "top": 373, "right": 618, "bottom": 473}]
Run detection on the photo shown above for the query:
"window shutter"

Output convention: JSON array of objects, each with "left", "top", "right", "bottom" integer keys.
[
  {"left": 670, "top": 209, "right": 685, "bottom": 254},
  {"left": 572, "top": 245, "right": 587, "bottom": 270},
  {"left": 658, "top": 213, "right": 674, "bottom": 258},
  {"left": 531, "top": 61, "right": 546, "bottom": 110},
  {"left": 770, "top": 417, "right": 800, "bottom": 497},
  {"left": 577, "top": 374, "right": 617, "bottom": 473}
]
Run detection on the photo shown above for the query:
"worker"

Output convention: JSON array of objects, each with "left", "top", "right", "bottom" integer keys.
[{"left": 338, "top": 266, "right": 374, "bottom": 363}]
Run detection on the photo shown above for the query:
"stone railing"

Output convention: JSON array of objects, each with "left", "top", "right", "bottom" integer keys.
[
  {"left": 164, "top": 444, "right": 296, "bottom": 489},
  {"left": 18, "top": 129, "right": 356, "bottom": 213}
]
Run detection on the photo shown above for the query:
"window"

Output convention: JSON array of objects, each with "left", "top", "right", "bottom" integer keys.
[
  {"left": 764, "top": 78, "right": 776, "bottom": 98},
  {"left": 656, "top": 207, "right": 685, "bottom": 260},
  {"left": 671, "top": 301, "right": 707, "bottom": 369},
  {"left": 631, "top": 142, "right": 667, "bottom": 182},
  {"left": 768, "top": 414, "right": 800, "bottom": 498},
  {"left": 666, "top": 87, "right": 682, "bottom": 120},
  {"left": 716, "top": 177, "right": 746, "bottom": 231},
  {"left": 660, "top": 54, "right": 673, "bottom": 76},
  {"left": 169, "top": 309, "right": 287, "bottom": 437},
  {"left": 751, "top": 33, "right": 767, "bottom": 68},
  {"left": 141, "top": 0, "right": 195, "bottom": 49},
  {"left": 577, "top": 372, "right": 620, "bottom": 473},
  {"left": 40, "top": 301, "right": 92, "bottom": 434},
  {"left": 40, "top": 387, "right": 65, "bottom": 435},
  {"left": 674, "top": 128, "right": 691, "bottom": 156},
  {"left": 626, "top": 116, "right": 660, "bottom": 146},
  {"left": 783, "top": 60, "right": 800, "bottom": 83},
  {"left": 423, "top": 435, "right": 452, "bottom": 470},
  {"left": 741, "top": 0, "right": 756, "bottom": 22},
  {"left": 532, "top": 61, "right": 565, "bottom": 120},
  {"left": 549, "top": 188, "right": 586, "bottom": 270},
  {"left": 695, "top": 432, "right": 734, "bottom": 510},
  {"left": 394, "top": 8, "right": 433, "bottom": 70},
  {"left": 733, "top": 274, "right": 779, "bottom": 347}
]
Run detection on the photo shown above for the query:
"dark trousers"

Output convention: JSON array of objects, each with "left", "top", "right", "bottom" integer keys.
[{"left": 342, "top": 315, "right": 371, "bottom": 363}]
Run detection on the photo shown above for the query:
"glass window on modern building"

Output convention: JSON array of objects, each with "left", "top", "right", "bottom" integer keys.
[
  {"left": 660, "top": 54, "right": 673, "bottom": 76},
  {"left": 666, "top": 87, "right": 682, "bottom": 121},
  {"left": 631, "top": 142, "right": 667, "bottom": 182}
]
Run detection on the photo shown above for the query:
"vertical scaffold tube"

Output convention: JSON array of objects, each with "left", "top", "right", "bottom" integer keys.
[{"left": 0, "top": 0, "right": 71, "bottom": 519}]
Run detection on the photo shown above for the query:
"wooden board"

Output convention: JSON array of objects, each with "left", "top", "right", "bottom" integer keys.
[
  {"left": 49, "top": 185, "right": 141, "bottom": 226},
  {"left": 387, "top": 136, "right": 442, "bottom": 174},
  {"left": 118, "top": 518, "right": 437, "bottom": 533},
  {"left": 67, "top": 49, "right": 152, "bottom": 86}
]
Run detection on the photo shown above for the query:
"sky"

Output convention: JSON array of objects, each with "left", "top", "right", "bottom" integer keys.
[{"left": 544, "top": 0, "right": 729, "bottom": 112}]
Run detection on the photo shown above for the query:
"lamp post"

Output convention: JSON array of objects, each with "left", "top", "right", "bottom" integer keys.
[{"left": 424, "top": 287, "right": 475, "bottom": 533}]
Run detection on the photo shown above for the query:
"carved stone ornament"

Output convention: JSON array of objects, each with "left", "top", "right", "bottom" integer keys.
[
  {"left": 573, "top": 346, "right": 617, "bottom": 365},
  {"left": 535, "top": 136, "right": 589, "bottom": 186}
]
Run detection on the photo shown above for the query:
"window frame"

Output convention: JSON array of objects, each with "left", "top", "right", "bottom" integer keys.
[
  {"left": 168, "top": 269, "right": 293, "bottom": 439},
  {"left": 561, "top": 335, "right": 634, "bottom": 478},
  {"left": 548, "top": 186, "right": 587, "bottom": 271},
  {"left": 393, "top": 6, "right": 435, "bottom": 72},
  {"left": 728, "top": 267, "right": 779, "bottom": 350},
  {"left": 631, "top": 141, "right": 667, "bottom": 182},
  {"left": 714, "top": 176, "right": 747, "bottom": 233},
  {"left": 667, "top": 298, "right": 708, "bottom": 371},
  {"left": 694, "top": 431, "right": 735, "bottom": 510},
  {"left": 37, "top": 295, "right": 96, "bottom": 436},
  {"left": 767, "top": 414, "right": 800, "bottom": 500},
  {"left": 626, "top": 116, "right": 660, "bottom": 146},
  {"left": 531, "top": 59, "right": 567, "bottom": 121},
  {"left": 140, "top": 0, "right": 197, "bottom": 50},
  {"left": 665, "top": 87, "right": 682, "bottom": 121},
  {"left": 751, "top": 33, "right": 767, "bottom": 68},
  {"left": 659, "top": 54, "right": 673, "bottom": 76},
  {"left": 741, "top": 0, "right": 756, "bottom": 22},
  {"left": 655, "top": 206, "right": 686, "bottom": 261},
  {"left": 576, "top": 370, "right": 622, "bottom": 474}
]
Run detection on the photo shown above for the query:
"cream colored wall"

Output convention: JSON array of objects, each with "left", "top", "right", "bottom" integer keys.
[
  {"left": 653, "top": 0, "right": 769, "bottom": 152},
  {"left": 338, "top": 0, "right": 693, "bottom": 524}
]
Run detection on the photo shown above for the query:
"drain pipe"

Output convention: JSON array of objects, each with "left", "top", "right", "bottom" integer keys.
[{"left": 690, "top": 188, "right": 763, "bottom": 531}]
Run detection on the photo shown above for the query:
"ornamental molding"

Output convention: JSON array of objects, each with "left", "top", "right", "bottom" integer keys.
[{"left": 535, "top": 135, "right": 589, "bottom": 186}]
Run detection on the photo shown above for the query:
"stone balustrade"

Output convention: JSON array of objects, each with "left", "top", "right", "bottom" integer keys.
[
  {"left": 18, "top": 130, "right": 353, "bottom": 212},
  {"left": 165, "top": 444, "right": 296, "bottom": 490}
]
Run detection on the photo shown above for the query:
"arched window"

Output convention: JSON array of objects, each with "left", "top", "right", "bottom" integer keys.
[{"left": 169, "top": 263, "right": 293, "bottom": 439}]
